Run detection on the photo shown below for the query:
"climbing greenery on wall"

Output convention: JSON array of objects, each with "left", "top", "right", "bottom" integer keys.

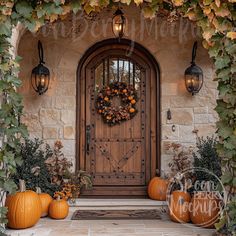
[{"left": 0, "top": 0, "right": 235, "bottom": 234}]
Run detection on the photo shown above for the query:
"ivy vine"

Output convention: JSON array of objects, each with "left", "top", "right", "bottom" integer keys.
[{"left": 0, "top": 0, "right": 235, "bottom": 235}]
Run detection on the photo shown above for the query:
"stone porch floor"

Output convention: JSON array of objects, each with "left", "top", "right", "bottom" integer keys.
[{"left": 6, "top": 199, "right": 215, "bottom": 236}]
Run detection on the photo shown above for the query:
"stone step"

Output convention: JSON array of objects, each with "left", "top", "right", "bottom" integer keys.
[
  {"left": 68, "top": 199, "right": 170, "bottom": 221},
  {"left": 68, "top": 198, "right": 168, "bottom": 210}
]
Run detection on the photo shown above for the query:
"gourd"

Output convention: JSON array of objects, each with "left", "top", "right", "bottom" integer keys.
[
  {"left": 148, "top": 177, "right": 169, "bottom": 201},
  {"left": 169, "top": 190, "right": 191, "bottom": 223},
  {"left": 5, "top": 180, "right": 42, "bottom": 229},
  {"left": 49, "top": 197, "right": 69, "bottom": 219},
  {"left": 36, "top": 187, "right": 53, "bottom": 217},
  {"left": 190, "top": 192, "right": 221, "bottom": 228}
]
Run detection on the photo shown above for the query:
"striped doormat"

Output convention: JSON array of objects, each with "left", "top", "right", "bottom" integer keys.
[{"left": 71, "top": 209, "right": 163, "bottom": 220}]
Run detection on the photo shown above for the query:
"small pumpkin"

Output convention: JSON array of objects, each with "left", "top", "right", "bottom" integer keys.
[
  {"left": 169, "top": 190, "right": 191, "bottom": 223},
  {"left": 148, "top": 177, "right": 169, "bottom": 201},
  {"left": 36, "top": 187, "right": 53, "bottom": 217},
  {"left": 190, "top": 192, "right": 221, "bottom": 228},
  {"left": 131, "top": 99, "right": 136, "bottom": 104},
  {"left": 49, "top": 197, "right": 69, "bottom": 219},
  {"left": 5, "top": 180, "right": 42, "bottom": 229}
]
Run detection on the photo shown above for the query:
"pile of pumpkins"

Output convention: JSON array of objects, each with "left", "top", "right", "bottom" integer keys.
[
  {"left": 148, "top": 176, "right": 221, "bottom": 228},
  {"left": 5, "top": 180, "right": 69, "bottom": 229}
]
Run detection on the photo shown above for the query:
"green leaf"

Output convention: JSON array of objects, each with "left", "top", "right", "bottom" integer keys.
[
  {"left": 221, "top": 173, "right": 233, "bottom": 184},
  {"left": 15, "top": 1, "right": 33, "bottom": 18},
  {"left": 44, "top": 2, "right": 63, "bottom": 15},
  {"left": 218, "top": 125, "right": 232, "bottom": 138},
  {"left": 0, "top": 20, "right": 12, "bottom": 36},
  {"left": 215, "top": 56, "right": 231, "bottom": 70},
  {"left": 233, "top": 177, "right": 236, "bottom": 187},
  {"left": 225, "top": 43, "right": 236, "bottom": 55},
  {"left": 215, "top": 216, "right": 226, "bottom": 230},
  {"left": 70, "top": 0, "right": 81, "bottom": 14},
  {"left": 3, "top": 179, "right": 17, "bottom": 193},
  {"left": 208, "top": 42, "right": 221, "bottom": 57},
  {"left": 0, "top": 170, "right": 6, "bottom": 178}
]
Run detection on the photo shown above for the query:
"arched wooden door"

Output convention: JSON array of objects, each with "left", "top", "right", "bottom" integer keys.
[{"left": 77, "top": 39, "right": 160, "bottom": 197}]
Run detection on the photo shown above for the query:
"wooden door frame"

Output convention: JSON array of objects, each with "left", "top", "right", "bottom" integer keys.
[{"left": 76, "top": 38, "right": 161, "bottom": 181}]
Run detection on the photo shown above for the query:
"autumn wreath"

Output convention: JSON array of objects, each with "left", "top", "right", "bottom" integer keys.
[{"left": 96, "top": 82, "right": 138, "bottom": 126}]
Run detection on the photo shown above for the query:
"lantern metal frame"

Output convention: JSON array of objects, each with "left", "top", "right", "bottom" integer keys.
[
  {"left": 184, "top": 41, "right": 203, "bottom": 96},
  {"left": 112, "top": 8, "right": 126, "bottom": 39},
  {"left": 31, "top": 40, "right": 50, "bottom": 95}
]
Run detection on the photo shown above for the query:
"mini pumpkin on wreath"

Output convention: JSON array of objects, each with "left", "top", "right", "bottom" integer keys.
[{"left": 96, "top": 82, "right": 138, "bottom": 126}]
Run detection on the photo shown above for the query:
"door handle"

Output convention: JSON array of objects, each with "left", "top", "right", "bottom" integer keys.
[{"left": 86, "top": 125, "right": 91, "bottom": 154}]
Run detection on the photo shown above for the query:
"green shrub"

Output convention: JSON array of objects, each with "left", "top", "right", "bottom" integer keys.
[
  {"left": 13, "top": 138, "right": 60, "bottom": 196},
  {"left": 193, "top": 136, "right": 222, "bottom": 189}
]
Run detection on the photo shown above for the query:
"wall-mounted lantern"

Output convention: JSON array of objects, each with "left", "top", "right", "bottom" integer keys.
[
  {"left": 112, "top": 8, "right": 126, "bottom": 39},
  {"left": 184, "top": 41, "right": 203, "bottom": 95},
  {"left": 31, "top": 40, "right": 50, "bottom": 95}
]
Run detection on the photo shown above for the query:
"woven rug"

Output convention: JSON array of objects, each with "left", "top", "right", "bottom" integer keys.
[{"left": 71, "top": 209, "right": 162, "bottom": 220}]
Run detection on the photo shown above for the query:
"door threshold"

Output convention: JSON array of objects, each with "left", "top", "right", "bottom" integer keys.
[{"left": 68, "top": 198, "right": 167, "bottom": 208}]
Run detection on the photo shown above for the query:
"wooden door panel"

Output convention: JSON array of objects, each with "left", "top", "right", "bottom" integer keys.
[{"left": 77, "top": 42, "right": 159, "bottom": 197}]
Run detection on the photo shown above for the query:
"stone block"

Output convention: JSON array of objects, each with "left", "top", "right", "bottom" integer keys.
[
  {"left": 53, "top": 69, "right": 76, "bottom": 83},
  {"left": 170, "top": 96, "right": 207, "bottom": 108},
  {"left": 43, "top": 127, "right": 58, "bottom": 139},
  {"left": 195, "top": 124, "right": 216, "bottom": 137},
  {"left": 194, "top": 114, "right": 209, "bottom": 124},
  {"left": 208, "top": 113, "right": 218, "bottom": 123},
  {"left": 62, "top": 140, "right": 76, "bottom": 156},
  {"left": 162, "top": 83, "right": 178, "bottom": 96},
  {"left": 55, "top": 96, "right": 75, "bottom": 109},
  {"left": 194, "top": 107, "right": 208, "bottom": 114},
  {"left": 162, "top": 125, "right": 179, "bottom": 140},
  {"left": 40, "top": 108, "right": 60, "bottom": 125},
  {"left": 169, "top": 108, "right": 194, "bottom": 125},
  {"left": 61, "top": 110, "right": 76, "bottom": 124},
  {"left": 179, "top": 125, "right": 196, "bottom": 143},
  {"left": 23, "top": 96, "right": 53, "bottom": 114},
  {"left": 55, "top": 82, "right": 76, "bottom": 96},
  {"left": 161, "top": 96, "right": 170, "bottom": 110},
  {"left": 21, "top": 114, "right": 41, "bottom": 133},
  {"left": 64, "top": 126, "right": 75, "bottom": 139}
]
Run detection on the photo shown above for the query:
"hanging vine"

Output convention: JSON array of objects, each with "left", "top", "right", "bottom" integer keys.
[{"left": 0, "top": 0, "right": 235, "bottom": 235}]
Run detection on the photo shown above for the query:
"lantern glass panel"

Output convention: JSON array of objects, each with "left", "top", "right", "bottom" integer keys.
[
  {"left": 112, "top": 13, "right": 125, "bottom": 38},
  {"left": 31, "top": 66, "right": 50, "bottom": 95},
  {"left": 185, "top": 73, "right": 203, "bottom": 95}
]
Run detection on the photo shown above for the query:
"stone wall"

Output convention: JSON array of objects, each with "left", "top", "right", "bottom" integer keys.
[{"left": 17, "top": 6, "right": 218, "bottom": 172}]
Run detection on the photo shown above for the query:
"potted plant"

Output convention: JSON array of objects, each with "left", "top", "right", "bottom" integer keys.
[
  {"left": 190, "top": 136, "right": 222, "bottom": 228},
  {"left": 166, "top": 142, "right": 193, "bottom": 223}
]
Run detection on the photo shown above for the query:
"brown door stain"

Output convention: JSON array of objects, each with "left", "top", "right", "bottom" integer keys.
[{"left": 76, "top": 39, "right": 160, "bottom": 197}]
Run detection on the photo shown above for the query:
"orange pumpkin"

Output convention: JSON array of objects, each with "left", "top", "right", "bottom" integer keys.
[
  {"left": 36, "top": 187, "right": 53, "bottom": 217},
  {"left": 148, "top": 177, "right": 169, "bottom": 200},
  {"left": 169, "top": 191, "right": 191, "bottom": 223},
  {"left": 49, "top": 197, "right": 69, "bottom": 219},
  {"left": 131, "top": 99, "right": 136, "bottom": 105},
  {"left": 5, "top": 180, "right": 42, "bottom": 229},
  {"left": 190, "top": 192, "right": 221, "bottom": 228}
]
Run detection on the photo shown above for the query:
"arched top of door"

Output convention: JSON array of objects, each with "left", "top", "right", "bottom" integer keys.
[{"left": 77, "top": 38, "right": 160, "bottom": 80}]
